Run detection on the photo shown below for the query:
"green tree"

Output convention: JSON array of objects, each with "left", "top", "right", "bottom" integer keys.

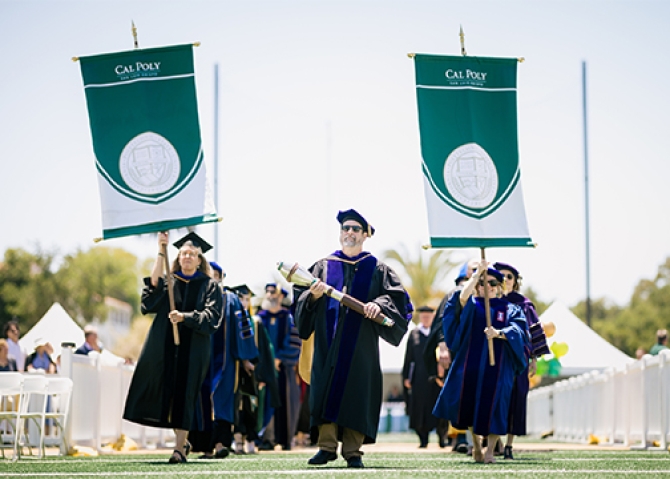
[
  {"left": 55, "top": 246, "right": 142, "bottom": 324},
  {"left": 0, "top": 247, "right": 59, "bottom": 330},
  {"left": 383, "top": 245, "right": 458, "bottom": 317},
  {"left": 569, "top": 257, "right": 670, "bottom": 357}
]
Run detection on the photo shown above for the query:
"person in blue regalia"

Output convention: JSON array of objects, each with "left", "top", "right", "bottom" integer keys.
[
  {"left": 433, "top": 261, "right": 528, "bottom": 464},
  {"left": 255, "top": 283, "right": 296, "bottom": 450},
  {"left": 189, "top": 261, "right": 259, "bottom": 459},
  {"left": 493, "top": 262, "right": 550, "bottom": 460}
]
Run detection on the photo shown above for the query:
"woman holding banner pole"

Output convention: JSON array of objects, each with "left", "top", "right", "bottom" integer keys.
[
  {"left": 432, "top": 261, "right": 527, "bottom": 464},
  {"left": 123, "top": 231, "right": 222, "bottom": 464}
]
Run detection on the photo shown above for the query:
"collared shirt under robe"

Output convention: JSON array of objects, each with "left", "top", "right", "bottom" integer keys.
[
  {"left": 433, "top": 291, "right": 528, "bottom": 436},
  {"left": 505, "top": 291, "right": 549, "bottom": 436},
  {"left": 294, "top": 250, "right": 410, "bottom": 443},
  {"left": 123, "top": 273, "right": 222, "bottom": 430}
]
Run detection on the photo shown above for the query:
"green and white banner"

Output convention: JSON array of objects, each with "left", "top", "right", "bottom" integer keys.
[
  {"left": 413, "top": 54, "right": 533, "bottom": 248},
  {"left": 79, "top": 44, "right": 217, "bottom": 240}
]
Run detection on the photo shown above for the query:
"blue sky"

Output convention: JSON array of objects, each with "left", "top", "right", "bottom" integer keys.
[{"left": 1, "top": 0, "right": 669, "bottom": 308}]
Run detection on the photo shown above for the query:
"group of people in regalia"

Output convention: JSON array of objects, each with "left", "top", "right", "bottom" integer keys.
[
  {"left": 403, "top": 257, "right": 550, "bottom": 464},
  {"left": 122, "top": 231, "right": 303, "bottom": 463},
  {"left": 121, "top": 209, "right": 549, "bottom": 468}
]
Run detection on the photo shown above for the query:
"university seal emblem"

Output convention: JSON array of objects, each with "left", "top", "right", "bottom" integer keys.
[
  {"left": 444, "top": 143, "right": 498, "bottom": 209},
  {"left": 119, "top": 132, "right": 180, "bottom": 195}
]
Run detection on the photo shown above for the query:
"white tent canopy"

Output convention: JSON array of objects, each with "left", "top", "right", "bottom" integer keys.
[
  {"left": 539, "top": 300, "right": 633, "bottom": 376},
  {"left": 20, "top": 302, "right": 85, "bottom": 360}
]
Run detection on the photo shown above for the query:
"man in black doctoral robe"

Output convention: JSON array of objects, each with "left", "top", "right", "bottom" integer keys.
[
  {"left": 294, "top": 209, "right": 410, "bottom": 469},
  {"left": 403, "top": 305, "right": 441, "bottom": 448}
]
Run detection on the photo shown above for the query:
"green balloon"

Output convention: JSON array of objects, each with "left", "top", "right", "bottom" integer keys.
[
  {"left": 548, "top": 358, "right": 562, "bottom": 377},
  {"left": 536, "top": 358, "right": 549, "bottom": 376}
]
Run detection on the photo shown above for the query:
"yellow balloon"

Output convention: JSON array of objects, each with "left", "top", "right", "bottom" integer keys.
[
  {"left": 542, "top": 321, "right": 556, "bottom": 338},
  {"left": 550, "top": 341, "right": 569, "bottom": 359}
]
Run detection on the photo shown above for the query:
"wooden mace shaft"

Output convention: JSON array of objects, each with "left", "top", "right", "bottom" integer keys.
[{"left": 323, "top": 286, "right": 395, "bottom": 327}]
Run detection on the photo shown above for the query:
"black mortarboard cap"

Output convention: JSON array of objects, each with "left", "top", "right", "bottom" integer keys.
[
  {"left": 265, "top": 283, "right": 288, "bottom": 296},
  {"left": 337, "top": 209, "right": 375, "bottom": 236},
  {"left": 231, "top": 284, "right": 255, "bottom": 297},
  {"left": 417, "top": 305, "right": 435, "bottom": 313},
  {"left": 492, "top": 262, "right": 520, "bottom": 278},
  {"left": 172, "top": 231, "right": 213, "bottom": 253},
  {"left": 485, "top": 268, "right": 504, "bottom": 283}
]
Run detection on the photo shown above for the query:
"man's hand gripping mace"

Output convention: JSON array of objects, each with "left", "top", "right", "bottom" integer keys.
[{"left": 277, "top": 261, "right": 395, "bottom": 328}]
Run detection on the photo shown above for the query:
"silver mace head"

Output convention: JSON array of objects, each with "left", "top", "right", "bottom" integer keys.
[{"left": 277, "top": 261, "right": 316, "bottom": 287}]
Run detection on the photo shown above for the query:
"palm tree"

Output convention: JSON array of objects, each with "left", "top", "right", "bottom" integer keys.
[{"left": 383, "top": 245, "right": 459, "bottom": 318}]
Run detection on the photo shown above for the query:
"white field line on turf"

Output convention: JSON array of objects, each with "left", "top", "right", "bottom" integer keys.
[
  {"left": 6, "top": 456, "right": 670, "bottom": 465},
  {"left": 2, "top": 470, "right": 670, "bottom": 476}
]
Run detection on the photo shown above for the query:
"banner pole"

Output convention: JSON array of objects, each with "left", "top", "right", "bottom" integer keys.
[
  {"left": 162, "top": 239, "right": 180, "bottom": 345},
  {"left": 459, "top": 25, "right": 467, "bottom": 56},
  {"left": 480, "top": 247, "right": 495, "bottom": 366},
  {"left": 132, "top": 21, "right": 139, "bottom": 49}
]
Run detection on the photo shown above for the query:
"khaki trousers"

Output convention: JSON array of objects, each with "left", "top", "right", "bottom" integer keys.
[{"left": 317, "top": 422, "right": 365, "bottom": 459}]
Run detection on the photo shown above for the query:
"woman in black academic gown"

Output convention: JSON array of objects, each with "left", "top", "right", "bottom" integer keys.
[{"left": 123, "top": 232, "right": 222, "bottom": 464}]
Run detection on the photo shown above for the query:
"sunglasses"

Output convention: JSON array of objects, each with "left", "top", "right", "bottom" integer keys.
[
  {"left": 478, "top": 279, "right": 499, "bottom": 287},
  {"left": 504, "top": 273, "right": 515, "bottom": 280},
  {"left": 341, "top": 225, "right": 363, "bottom": 233}
]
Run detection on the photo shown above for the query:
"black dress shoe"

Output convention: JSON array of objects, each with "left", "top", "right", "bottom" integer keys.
[
  {"left": 308, "top": 449, "right": 338, "bottom": 465},
  {"left": 214, "top": 447, "right": 230, "bottom": 459},
  {"left": 258, "top": 441, "right": 275, "bottom": 451},
  {"left": 504, "top": 445, "right": 514, "bottom": 460},
  {"left": 346, "top": 456, "right": 364, "bottom": 468},
  {"left": 168, "top": 450, "right": 187, "bottom": 464}
]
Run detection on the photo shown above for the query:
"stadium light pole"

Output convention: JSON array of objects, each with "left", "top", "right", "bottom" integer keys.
[{"left": 582, "top": 61, "right": 592, "bottom": 328}]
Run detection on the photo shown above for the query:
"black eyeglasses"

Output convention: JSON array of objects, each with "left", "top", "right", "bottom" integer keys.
[
  {"left": 478, "top": 279, "right": 499, "bottom": 287},
  {"left": 504, "top": 273, "right": 515, "bottom": 280},
  {"left": 341, "top": 225, "right": 363, "bottom": 233}
]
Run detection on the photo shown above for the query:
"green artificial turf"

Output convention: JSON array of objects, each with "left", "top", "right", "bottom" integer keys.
[{"left": 1, "top": 450, "right": 669, "bottom": 478}]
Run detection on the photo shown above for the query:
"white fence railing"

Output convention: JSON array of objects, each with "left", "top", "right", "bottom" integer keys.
[
  {"left": 60, "top": 347, "right": 173, "bottom": 452},
  {"left": 56, "top": 347, "right": 669, "bottom": 451},
  {"left": 527, "top": 349, "right": 670, "bottom": 449}
]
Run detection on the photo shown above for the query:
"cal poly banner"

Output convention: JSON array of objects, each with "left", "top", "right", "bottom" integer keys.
[
  {"left": 79, "top": 44, "right": 217, "bottom": 240},
  {"left": 413, "top": 54, "right": 533, "bottom": 248}
]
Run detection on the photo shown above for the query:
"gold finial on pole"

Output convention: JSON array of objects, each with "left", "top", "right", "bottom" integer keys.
[
  {"left": 459, "top": 25, "right": 467, "bottom": 56},
  {"left": 132, "top": 20, "right": 139, "bottom": 49}
]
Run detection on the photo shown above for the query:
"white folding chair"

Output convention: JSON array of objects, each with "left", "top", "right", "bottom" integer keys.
[
  {"left": 17, "top": 374, "right": 48, "bottom": 459},
  {"left": 0, "top": 372, "right": 23, "bottom": 460},
  {"left": 42, "top": 377, "right": 73, "bottom": 456}
]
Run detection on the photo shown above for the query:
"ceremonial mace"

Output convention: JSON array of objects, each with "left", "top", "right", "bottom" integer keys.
[{"left": 277, "top": 261, "right": 395, "bottom": 328}]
